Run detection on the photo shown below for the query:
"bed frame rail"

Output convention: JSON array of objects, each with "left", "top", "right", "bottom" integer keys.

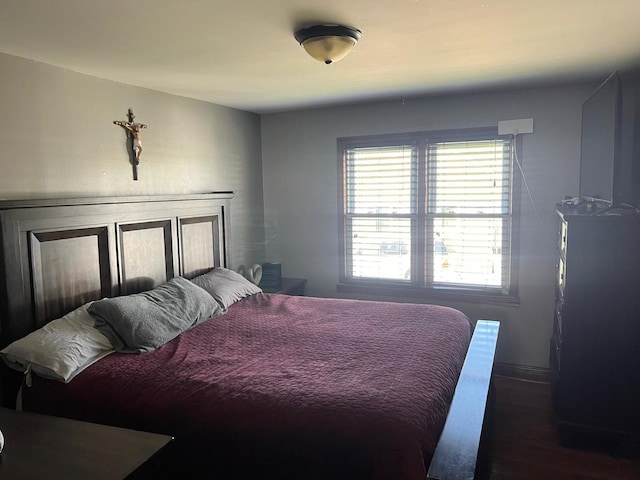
[{"left": 427, "top": 319, "right": 499, "bottom": 480}]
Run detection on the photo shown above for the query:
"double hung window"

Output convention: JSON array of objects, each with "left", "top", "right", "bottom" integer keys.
[{"left": 338, "top": 128, "right": 518, "bottom": 301}]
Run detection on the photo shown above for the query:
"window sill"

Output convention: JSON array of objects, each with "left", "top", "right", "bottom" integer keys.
[{"left": 336, "top": 281, "right": 520, "bottom": 306}]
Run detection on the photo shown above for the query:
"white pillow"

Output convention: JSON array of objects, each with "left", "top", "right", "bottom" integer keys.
[
  {"left": 191, "top": 267, "right": 262, "bottom": 309},
  {"left": 0, "top": 302, "right": 115, "bottom": 383}
]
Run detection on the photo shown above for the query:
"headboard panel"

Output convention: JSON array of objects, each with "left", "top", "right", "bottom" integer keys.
[
  {"left": 179, "top": 215, "right": 223, "bottom": 278},
  {"left": 118, "top": 219, "right": 176, "bottom": 295},
  {"left": 0, "top": 193, "right": 233, "bottom": 346},
  {"left": 30, "top": 226, "right": 113, "bottom": 325}
]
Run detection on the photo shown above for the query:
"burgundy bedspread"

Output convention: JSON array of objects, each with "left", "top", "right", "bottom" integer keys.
[{"left": 24, "top": 294, "right": 471, "bottom": 479}]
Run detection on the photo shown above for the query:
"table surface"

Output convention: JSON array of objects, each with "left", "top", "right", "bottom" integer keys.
[{"left": 0, "top": 407, "right": 172, "bottom": 480}]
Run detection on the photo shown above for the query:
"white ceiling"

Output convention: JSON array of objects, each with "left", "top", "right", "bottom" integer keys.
[{"left": 1, "top": 0, "right": 639, "bottom": 114}]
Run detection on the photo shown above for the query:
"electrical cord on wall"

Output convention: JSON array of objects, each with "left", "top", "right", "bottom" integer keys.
[{"left": 511, "top": 132, "right": 561, "bottom": 254}]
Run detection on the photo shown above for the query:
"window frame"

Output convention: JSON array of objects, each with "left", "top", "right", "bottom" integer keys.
[{"left": 337, "top": 127, "right": 521, "bottom": 305}]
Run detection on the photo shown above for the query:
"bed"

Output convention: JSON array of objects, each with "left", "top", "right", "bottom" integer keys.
[{"left": 0, "top": 194, "right": 499, "bottom": 480}]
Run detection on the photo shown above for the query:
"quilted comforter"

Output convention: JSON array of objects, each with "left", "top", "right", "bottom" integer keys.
[{"left": 24, "top": 293, "right": 472, "bottom": 479}]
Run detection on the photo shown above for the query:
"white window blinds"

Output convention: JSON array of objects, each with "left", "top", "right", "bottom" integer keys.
[
  {"left": 427, "top": 139, "right": 511, "bottom": 289},
  {"left": 345, "top": 145, "right": 416, "bottom": 281},
  {"left": 341, "top": 131, "right": 513, "bottom": 292}
]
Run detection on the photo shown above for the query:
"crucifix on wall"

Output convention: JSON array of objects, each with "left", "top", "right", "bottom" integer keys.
[{"left": 114, "top": 108, "right": 148, "bottom": 180}]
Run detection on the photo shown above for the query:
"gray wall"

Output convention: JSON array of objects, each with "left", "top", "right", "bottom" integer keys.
[
  {"left": 0, "top": 53, "right": 265, "bottom": 267},
  {"left": 261, "top": 84, "right": 596, "bottom": 369},
  {"left": 0, "top": 49, "right": 598, "bottom": 369}
]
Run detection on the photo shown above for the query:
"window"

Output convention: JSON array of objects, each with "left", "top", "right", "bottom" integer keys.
[{"left": 338, "top": 128, "right": 518, "bottom": 302}]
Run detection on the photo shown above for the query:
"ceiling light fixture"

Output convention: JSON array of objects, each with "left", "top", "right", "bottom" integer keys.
[{"left": 294, "top": 25, "right": 362, "bottom": 65}]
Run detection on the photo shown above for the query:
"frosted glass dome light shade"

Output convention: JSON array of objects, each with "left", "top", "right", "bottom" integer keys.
[{"left": 294, "top": 25, "right": 362, "bottom": 64}]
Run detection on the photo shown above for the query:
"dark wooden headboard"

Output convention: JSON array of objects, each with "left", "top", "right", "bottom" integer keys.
[{"left": 0, "top": 193, "right": 233, "bottom": 348}]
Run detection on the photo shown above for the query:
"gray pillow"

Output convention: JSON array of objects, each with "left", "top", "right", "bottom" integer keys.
[
  {"left": 88, "top": 277, "right": 223, "bottom": 353},
  {"left": 191, "top": 267, "right": 262, "bottom": 309}
]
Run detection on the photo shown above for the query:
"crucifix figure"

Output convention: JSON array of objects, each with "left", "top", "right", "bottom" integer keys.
[{"left": 114, "top": 108, "right": 148, "bottom": 180}]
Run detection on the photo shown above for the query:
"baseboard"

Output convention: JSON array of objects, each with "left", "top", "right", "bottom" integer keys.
[{"left": 494, "top": 362, "right": 550, "bottom": 383}]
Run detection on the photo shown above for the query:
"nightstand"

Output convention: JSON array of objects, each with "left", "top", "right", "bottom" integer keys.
[
  {"left": 0, "top": 407, "right": 172, "bottom": 479},
  {"left": 263, "top": 277, "right": 307, "bottom": 295}
]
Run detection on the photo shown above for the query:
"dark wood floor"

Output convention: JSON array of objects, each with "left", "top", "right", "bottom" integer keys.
[{"left": 489, "top": 376, "right": 640, "bottom": 480}]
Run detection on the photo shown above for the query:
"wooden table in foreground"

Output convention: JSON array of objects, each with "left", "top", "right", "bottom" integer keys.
[{"left": 0, "top": 407, "right": 172, "bottom": 479}]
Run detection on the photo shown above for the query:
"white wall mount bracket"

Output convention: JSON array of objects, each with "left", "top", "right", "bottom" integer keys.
[{"left": 498, "top": 118, "right": 534, "bottom": 135}]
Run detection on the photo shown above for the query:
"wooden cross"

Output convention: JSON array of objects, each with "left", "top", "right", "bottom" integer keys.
[{"left": 114, "top": 108, "right": 148, "bottom": 181}]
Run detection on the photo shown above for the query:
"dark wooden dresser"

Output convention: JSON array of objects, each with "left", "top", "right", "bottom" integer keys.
[{"left": 551, "top": 207, "right": 640, "bottom": 447}]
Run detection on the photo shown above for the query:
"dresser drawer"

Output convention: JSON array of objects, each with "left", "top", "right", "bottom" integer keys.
[
  {"left": 558, "top": 220, "right": 568, "bottom": 257},
  {"left": 551, "top": 322, "right": 562, "bottom": 373},
  {"left": 554, "top": 300, "right": 563, "bottom": 338},
  {"left": 549, "top": 337, "right": 561, "bottom": 410},
  {"left": 556, "top": 256, "right": 565, "bottom": 299}
]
